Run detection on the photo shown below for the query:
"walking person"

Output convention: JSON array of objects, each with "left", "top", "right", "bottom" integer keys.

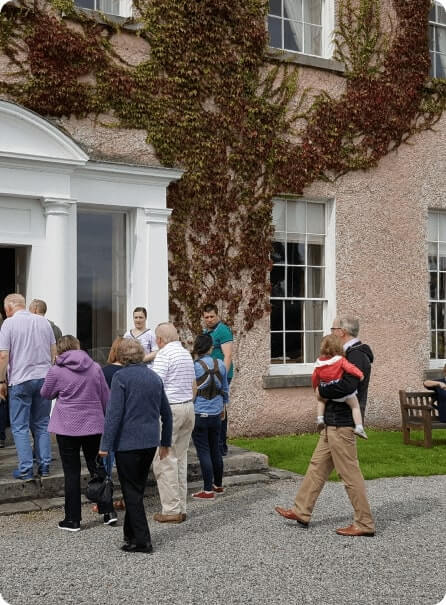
[
  {"left": 191, "top": 333, "right": 228, "bottom": 500},
  {"left": 202, "top": 304, "right": 233, "bottom": 456},
  {"left": 0, "top": 293, "right": 56, "bottom": 480},
  {"left": 152, "top": 322, "right": 196, "bottom": 523},
  {"left": 275, "top": 316, "right": 375, "bottom": 537},
  {"left": 124, "top": 307, "right": 158, "bottom": 364},
  {"left": 99, "top": 339, "right": 172, "bottom": 554},
  {"left": 29, "top": 298, "right": 62, "bottom": 343},
  {"left": 41, "top": 335, "right": 114, "bottom": 532}
]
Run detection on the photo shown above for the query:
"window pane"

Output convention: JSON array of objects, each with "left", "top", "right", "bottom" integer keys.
[
  {"left": 307, "top": 203, "right": 325, "bottom": 234},
  {"left": 429, "top": 242, "right": 438, "bottom": 270},
  {"left": 307, "top": 267, "right": 324, "bottom": 297},
  {"left": 287, "top": 266, "right": 305, "bottom": 297},
  {"left": 269, "top": 0, "right": 282, "bottom": 17},
  {"left": 308, "top": 243, "right": 324, "bottom": 266},
  {"left": 439, "top": 331, "right": 446, "bottom": 358},
  {"left": 431, "top": 302, "right": 436, "bottom": 329},
  {"left": 283, "top": 0, "right": 302, "bottom": 20},
  {"left": 284, "top": 20, "right": 303, "bottom": 52},
  {"left": 76, "top": 0, "right": 95, "bottom": 8},
  {"left": 440, "top": 243, "right": 446, "bottom": 270},
  {"left": 430, "top": 272, "right": 438, "bottom": 299},
  {"left": 268, "top": 16, "right": 282, "bottom": 48},
  {"left": 303, "top": 0, "right": 321, "bottom": 24},
  {"left": 430, "top": 4, "right": 436, "bottom": 21},
  {"left": 440, "top": 273, "right": 446, "bottom": 299},
  {"left": 285, "top": 300, "right": 303, "bottom": 330},
  {"left": 287, "top": 241, "right": 305, "bottom": 265},
  {"left": 287, "top": 201, "right": 306, "bottom": 232},
  {"left": 436, "top": 26, "right": 446, "bottom": 52},
  {"left": 305, "top": 300, "right": 323, "bottom": 330},
  {"left": 271, "top": 266, "right": 285, "bottom": 297},
  {"left": 436, "top": 53, "right": 446, "bottom": 78},
  {"left": 304, "top": 24, "right": 322, "bottom": 56},
  {"left": 431, "top": 331, "right": 437, "bottom": 359},
  {"left": 271, "top": 300, "right": 283, "bottom": 331},
  {"left": 305, "top": 332, "right": 323, "bottom": 363},
  {"left": 428, "top": 212, "right": 438, "bottom": 241},
  {"left": 98, "top": 0, "right": 120, "bottom": 13},
  {"left": 285, "top": 332, "right": 303, "bottom": 363},
  {"left": 271, "top": 333, "right": 284, "bottom": 362},
  {"left": 439, "top": 213, "right": 446, "bottom": 241},
  {"left": 273, "top": 199, "right": 286, "bottom": 230},
  {"left": 438, "top": 302, "right": 446, "bottom": 329},
  {"left": 439, "top": 4, "right": 446, "bottom": 24},
  {"left": 272, "top": 240, "right": 286, "bottom": 264},
  {"left": 430, "top": 25, "right": 435, "bottom": 51}
]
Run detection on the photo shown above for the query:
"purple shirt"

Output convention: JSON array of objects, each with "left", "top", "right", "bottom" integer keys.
[
  {"left": 0, "top": 310, "right": 55, "bottom": 386},
  {"left": 42, "top": 349, "right": 110, "bottom": 437}
]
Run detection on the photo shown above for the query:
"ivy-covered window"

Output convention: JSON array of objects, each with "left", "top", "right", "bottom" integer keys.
[
  {"left": 267, "top": 0, "right": 334, "bottom": 58},
  {"left": 74, "top": 0, "right": 132, "bottom": 17},
  {"left": 270, "top": 198, "right": 329, "bottom": 366},
  {"left": 429, "top": 1, "right": 446, "bottom": 78},
  {"left": 428, "top": 210, "right": 446, "bottom": 360}
]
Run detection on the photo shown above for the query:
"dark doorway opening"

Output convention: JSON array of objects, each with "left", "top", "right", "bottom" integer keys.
[{"left": 0, "top": 248, "right": 15, "bottom": 321}]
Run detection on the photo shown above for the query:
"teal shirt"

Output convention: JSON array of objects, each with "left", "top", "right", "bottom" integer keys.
[{"left": 204, "top": 321, "right": 234, "bottom": 380}]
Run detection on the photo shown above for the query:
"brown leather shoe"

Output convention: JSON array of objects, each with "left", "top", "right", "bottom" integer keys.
[
  {"left": 336, "top": 524, "right": 375, "bottom": 537},
  {"left": 153, "top": 512, "right": 184, "bottom": 524},
  {"left": 181, "top": 513, "right": 187, "bottom": 522},
  {"left": 274, "top": 506, "right": 309, "bottom": 527}
]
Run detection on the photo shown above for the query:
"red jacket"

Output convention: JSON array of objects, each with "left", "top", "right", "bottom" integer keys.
[{"left": 312, "top": 355, "right": 364, "bottom": 390}]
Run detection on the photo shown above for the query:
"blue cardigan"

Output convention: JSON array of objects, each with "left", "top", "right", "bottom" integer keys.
[{"left": 100, "top": 364, "right": 172, "bottom": 452}]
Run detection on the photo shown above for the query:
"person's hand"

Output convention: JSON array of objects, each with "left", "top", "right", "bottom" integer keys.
[
  {"left": 98, "top": 450, "right": 108, "bottom": 457},
  {"left": 0, "top": 383, "right": 7, "bottom": 400},
  {"left": 439, "top": 382, "right": 446, "bottom": 390},
  {"left": 159, "top": 446, "right": 170, "bottom": 460}
]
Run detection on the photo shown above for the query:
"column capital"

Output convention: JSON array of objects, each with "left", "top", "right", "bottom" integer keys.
[
  {"left": 42, "top": 198, "right": 76, "bottom": 216},
  {"left": 144, "top": 208, "right": 172, "bottom": 225}
]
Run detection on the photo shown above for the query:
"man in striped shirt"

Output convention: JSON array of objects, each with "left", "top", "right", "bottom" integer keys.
[{"left": 152, "top": 322, "right": 196, "bottom": 523}]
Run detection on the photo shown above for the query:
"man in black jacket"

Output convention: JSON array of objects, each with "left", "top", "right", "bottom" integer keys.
[{"left": 275, "top": 316, "right": 375, "bottom": 537}]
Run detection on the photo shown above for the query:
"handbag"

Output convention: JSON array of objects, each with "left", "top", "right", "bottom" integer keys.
[{"left": 86, "top": 456, "right": 114, "bottom": 509}]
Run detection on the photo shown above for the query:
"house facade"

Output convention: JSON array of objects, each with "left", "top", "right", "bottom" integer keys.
[{"left": 0, "top": 0, "right": 445, "bottom": 435}]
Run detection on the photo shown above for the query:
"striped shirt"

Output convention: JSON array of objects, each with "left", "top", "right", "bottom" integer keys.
[
  {"left": 152, "top": 341, "right": 195, "bottom": 404},
  {"left": 123, "top": 328, "right": 158, "bottom": 364}
]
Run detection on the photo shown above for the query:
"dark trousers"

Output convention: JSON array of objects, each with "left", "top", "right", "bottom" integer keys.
[
  {"left": 0, "top": 397, "right": 8, "bottom": 441},
  {"left": 56, "top": 433, "right": 101, "bottom": 522},
  {"left": 115, "top": 448, "right": 156, "bottom": 546},
  {"left": 219, "top": 377, "right": 231, "bottom": 455},
  {"left": 192, "top": 414, "right": 223, "bottom": 492}
]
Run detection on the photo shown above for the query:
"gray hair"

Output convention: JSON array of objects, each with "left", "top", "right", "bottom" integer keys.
[
  {"left": 29, "top": 299, "right": 47, "bottom": 315},
  {"left": 339, "top": 316, "right": 360, "bottom": 338},
  {"left": 4, "top": 293, "right": 25, "bottom": 310},
  {"left": 155, "top": 322, "right": 179, "bottom": 344}
]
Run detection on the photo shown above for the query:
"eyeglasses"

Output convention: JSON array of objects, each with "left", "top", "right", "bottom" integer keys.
[{"left": 330, "top": 327, "right": 343, "bottom": 332}]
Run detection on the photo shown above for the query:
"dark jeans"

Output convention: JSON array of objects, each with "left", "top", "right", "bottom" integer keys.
[
  {"left": 56, "top": 433, "right": 101, "bottom": 522},
  {"left": 0, "top": 397, "right": 8, "bottom": 441},
  {"left": 219, "top": 377, "right": 231, "bottom": 455},
  {"left": 115, "top": 448, "right": 156, "bottom": 546},
  {"left": 192, "top": 414, "right": 223, "bottom": 492}
]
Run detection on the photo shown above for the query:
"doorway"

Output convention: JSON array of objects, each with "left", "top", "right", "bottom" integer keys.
[{"left": 0, "top": 247, "right": 28, "bottom": 320}]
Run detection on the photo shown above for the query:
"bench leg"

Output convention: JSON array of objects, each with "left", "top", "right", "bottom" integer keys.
[
  {"left": 424, "top": 427, "right": 432, "bottom": 448},
  {"left": 403, "top": 426, "right": 410, "bottom": 445}
]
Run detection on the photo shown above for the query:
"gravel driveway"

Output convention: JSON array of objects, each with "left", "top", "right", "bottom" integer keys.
[{"left": 0, "top": 475, "right": 445, "bottom": 605}]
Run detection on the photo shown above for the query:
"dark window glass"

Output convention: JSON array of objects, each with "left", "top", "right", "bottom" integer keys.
[
  {"left": 269, "top": 0, "right": 281, "bottom": 17},
  {"left": 440, "top": 272, "right": 446, "bottom": 299},
  {"left": 271, "top": 333, "right": 284, "bottom": 362},
  {"left": 285, "top": 300, "right": 303, "bottom": 330},
  {"left": 431, "top": 302, "right": 436, "bottom": 330},
  {"left": 285, "top": 332, "right": 303, "bottom": 363},
  {"left": 75, "top": 0, "right": 95, "bottom": 8},
  {"left": 287, "top": 241, "right": 305, "bottom": 265},
  {"left": 268, "top": 16, "right": 282, "bottom": 48},
  {"left": 271, "top": 300, "right": 283, "bottom": 331},
  {"left": 439, "top": 331, "right": 445, "bottom": 358},
  {"left": 271, "top": 266, "right": 285, "bottom": 297},
  {"left": 308, "top": 243, "right": 324, "bottom": 266},
  {"left": 438, "top": 303, "right": 446, "bottom": 329},
  {"left": 431, "top": 272, "right": 438, "bottom": 298},
  {"left": 284, "top": 20, "right": 302, "bottom": 52},
  {"left": 272, "top": 241, "right": 285, "bottom": 264},
  {"left": 431, "top": 331, "right": 437, "bottom": 359},
  {"left": 287, "top": 266, "right": 305, "bottom": 297}
]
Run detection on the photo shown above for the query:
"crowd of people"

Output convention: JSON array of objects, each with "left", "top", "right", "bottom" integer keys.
[{"left": 0, "top": 295, "right": 233, "bottom": 553}]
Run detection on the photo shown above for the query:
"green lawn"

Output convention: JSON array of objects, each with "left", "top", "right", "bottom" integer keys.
[{"left": 230, "top": 429, "right": 446, "bottom": 480}]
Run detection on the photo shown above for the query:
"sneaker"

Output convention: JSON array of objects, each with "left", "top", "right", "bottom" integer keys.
[
  {"left": 354, "top": 427, "right": 368, "bottom": 440},
  {"left": 58, "top": 519, "right": 80, "bottom": 532},
  {"left": 12, "top": 469, "right": 34, "bottom": 482},
  {"left": 212, "top": 485, "right": 224, "bottom": 494},
  {"left": 38, "top": 465, "right": 50, "bottom": 477},
  {"left": 192, "top": 490, "right": 215, "bottom": 500},
  {"left": 104, "top": 511, "right": 118, "bottom": 525}
]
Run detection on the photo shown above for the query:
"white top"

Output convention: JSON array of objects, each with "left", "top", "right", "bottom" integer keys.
[
  {"left": 152, "top": 340, "right": 195, "bottom": 403},
  {"left": 123, "top": 329, "right": 158, "bottom": 361}
]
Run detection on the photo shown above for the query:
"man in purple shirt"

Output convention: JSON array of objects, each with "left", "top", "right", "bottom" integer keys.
[{"left": 0, "top": 293, "right": 56, "bottom": 480}]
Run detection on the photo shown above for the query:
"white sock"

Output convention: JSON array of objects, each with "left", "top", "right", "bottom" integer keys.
[
  {"left": 356, "top": 424, "right": 364, "bottom": 431},
  {"left": 317, "top": 416, "right": 324, "bottom": 424}
]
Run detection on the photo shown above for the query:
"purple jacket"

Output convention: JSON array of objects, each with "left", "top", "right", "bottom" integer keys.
[{"left": 41, "top": 350, "right": 110, "bottom": 437}]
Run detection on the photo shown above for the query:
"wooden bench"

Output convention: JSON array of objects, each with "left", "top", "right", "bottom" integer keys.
[{"left": 399, "top": 390, "right": 446, "bottom": 448}]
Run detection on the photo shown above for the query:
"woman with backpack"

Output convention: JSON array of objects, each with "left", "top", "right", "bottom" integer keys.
[{"left": 191, "top": 333, "right": 229, "bottom": 500}]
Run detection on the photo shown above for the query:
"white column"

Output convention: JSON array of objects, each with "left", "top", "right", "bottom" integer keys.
[
  {"left": 144, "top": 208, "right": 172, "bottom": 330},
  {"left": 40, "top": 198, "right": 77, "bottom": 335}
]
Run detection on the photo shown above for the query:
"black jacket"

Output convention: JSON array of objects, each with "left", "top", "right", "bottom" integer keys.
[{"left": 318, "top": 341, "right": 374, "bottom": 427}]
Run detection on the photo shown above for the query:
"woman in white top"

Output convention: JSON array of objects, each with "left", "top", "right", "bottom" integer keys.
[{"left": 123, "top": 307, "right": 158, "bottom": 364}]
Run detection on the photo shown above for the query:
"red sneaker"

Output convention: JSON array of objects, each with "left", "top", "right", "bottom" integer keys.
[
  {"left": 192, "top": 491, "right": 215, "bottom": 500},
  {"left": 212, "top": 485, "right": 224, "bottom": 494}
]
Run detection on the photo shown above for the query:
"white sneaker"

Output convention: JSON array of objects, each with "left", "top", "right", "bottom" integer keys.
[{"left": 354, "top": 427, "right": 368, "bottom": 439}]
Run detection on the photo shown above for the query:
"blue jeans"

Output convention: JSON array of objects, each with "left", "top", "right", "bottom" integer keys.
[
  {"left": 9, "top": 378, "right": 51, "bottom": 474},
  {"left": 192, "top": 414, "right": 223, "bottom": 492}
]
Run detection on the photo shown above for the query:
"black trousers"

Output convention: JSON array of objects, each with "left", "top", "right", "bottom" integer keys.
[
  {"left": 115, "top": 448, "right": 156, "bottom": 546},
  {"left": 56, "top": 433, "right": 101, "bottom": 522}
]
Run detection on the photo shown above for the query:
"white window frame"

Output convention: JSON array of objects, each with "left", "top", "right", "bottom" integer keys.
[
  {"left": 267, "top": 0, "right": 335, "bottom": 59},
  {"left": 269, "top": 197, "right": 336, "bottom": 376},
  {"left": 75, "top": 0, "right": 132, "bottom": 18},
  {"left": 428, "top": 209, "right": 446, "bottom": 368},
  {"left": 429, "top": 1, "right": 446, "bottom": 78}
]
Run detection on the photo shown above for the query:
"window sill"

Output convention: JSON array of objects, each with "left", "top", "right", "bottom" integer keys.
[
  {"left": 265, "top": 48, "right": 345, "bottom": 74},
  {"left": 262, "top": 374, "right": 312, "bottom": 389}
]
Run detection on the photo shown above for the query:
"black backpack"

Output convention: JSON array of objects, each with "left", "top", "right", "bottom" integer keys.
[{"left": 196, "top": 359, "right": 223, "bottom": 400}]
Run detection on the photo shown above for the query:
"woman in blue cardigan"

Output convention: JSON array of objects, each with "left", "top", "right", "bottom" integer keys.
[{"left": 99, "top": 338, "right": 172, "bottom": 554}]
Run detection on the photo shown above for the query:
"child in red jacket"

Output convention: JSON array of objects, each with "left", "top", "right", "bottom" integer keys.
[{"left": 312, "top": 334, "right": 367, "bottom": 439}]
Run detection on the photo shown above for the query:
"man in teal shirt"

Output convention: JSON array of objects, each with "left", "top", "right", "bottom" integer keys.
[{"left": 202, "top": 304, "right": 233, "bottom": 455}]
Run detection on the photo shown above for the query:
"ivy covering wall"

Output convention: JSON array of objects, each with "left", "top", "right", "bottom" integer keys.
[{"left": 0, "top": 0, "right": 444, "bottom": 336}]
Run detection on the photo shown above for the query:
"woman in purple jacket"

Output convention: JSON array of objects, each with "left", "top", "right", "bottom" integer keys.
[{"left": 41, "top": 335, "right": 112, "bottom": 532}]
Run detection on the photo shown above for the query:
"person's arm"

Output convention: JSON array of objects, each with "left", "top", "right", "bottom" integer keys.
[
  {"left": 50, "top": 344, "right": 57, "bottom": 364},
  {"left": 144, "top": 331, "right": 158, "bottom": 363},
  {"left": 159, "top": 386, "right": 172, "bottom": 448},
  {"left": 311, "top": 368, "right": 319, "bottom": 391},
  {"left": 341, "top": 358, "right": 364, "bottom": 381},
  {"left": 100, "top": 376, "right": 126, "bottom": 454},
  {"left": 40, "top": 367, "right": 59, "bottom": 400},
  {"left": 144, "top": 351, "right": 157, "bottom": 362},
  {"left": 98, "top": 368, "right": 110, "bottom": 414},
  {"left": 0, "top": 350, "right": 9, "bottom": 400},
  {"left": 192, "top": 378, "right": 197, "bottom": 400},
  {"left": 221, "top": 341, "right": 233, "bottom": 375},
  {"left": 220, "top": 363, "right": 229, "bottom": 404},
  {"left": 423, "top": 379, "right": 446, "bottom": 390},
  {"left": 318, "top": 373, "right": 360, "bottom": 400}
]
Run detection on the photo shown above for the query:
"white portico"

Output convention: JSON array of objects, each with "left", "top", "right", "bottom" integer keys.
[{"left": 0, "top": 101, "right": 181, "bottom": 360}]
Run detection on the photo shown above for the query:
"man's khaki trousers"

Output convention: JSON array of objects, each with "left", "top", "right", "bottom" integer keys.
[
  {"left": 152, "top": 402, "right": 195, "bottom": 515},
  {"left": 293, "top": 426, "right": 375, "bottom": 532}
]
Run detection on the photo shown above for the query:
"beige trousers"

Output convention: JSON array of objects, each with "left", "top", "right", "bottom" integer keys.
[
  {"left": 152, "top": 402, "right": 195, "bottom": 515},
  {"left": 293, "top": 426, "right": 375, "bottom": 532}
]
